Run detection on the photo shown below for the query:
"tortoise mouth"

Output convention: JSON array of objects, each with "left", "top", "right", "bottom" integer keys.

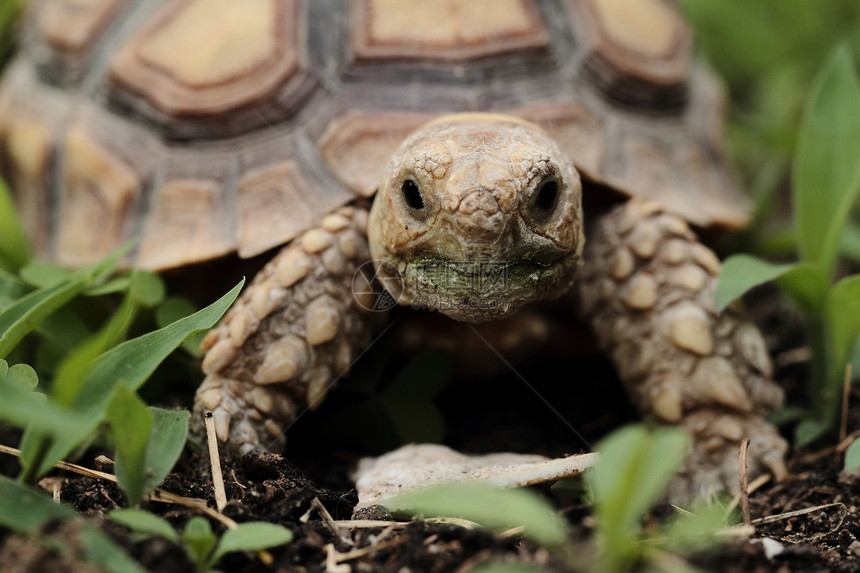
[{"left": 388, "top": 253, "right": 579, "bottom": 323}]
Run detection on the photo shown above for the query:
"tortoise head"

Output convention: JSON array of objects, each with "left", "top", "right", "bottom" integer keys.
[{"left": 368, "top": 113, "right": 584, "bottom": 323}]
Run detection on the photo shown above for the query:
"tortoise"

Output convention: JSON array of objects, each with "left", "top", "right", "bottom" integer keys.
[{"left": 0, "top": 0, "right": 788, "bottom": 500}]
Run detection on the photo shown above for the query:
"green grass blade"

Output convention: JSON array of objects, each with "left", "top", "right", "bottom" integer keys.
[
  {"left": 25, "top": 279, "right": 243, "bottom": 478},
  {"left": 50, "top": 271, "right": 148, "bottom": 408},
  {"left": 793, "top": 45, "right": 860, "bottom": 275},
  {"left": 0, "top": 279, "right": 88, "bottom": 358},
  {"left": 107, "top": 386, "right": 153, "bottom": 506},
  {"left": 0, "top": 248, "right": 127, "bottom": 358},
  {"left": 73, "top": 279, "right": 243, "bottom": 411},
  {"left": 0, "top": 178, "right": 31, "bottom": 271}
]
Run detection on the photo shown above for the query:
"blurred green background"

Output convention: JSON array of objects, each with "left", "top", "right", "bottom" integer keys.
[{"left": 677, "top": 0, "right": 860, "bottom": 255}]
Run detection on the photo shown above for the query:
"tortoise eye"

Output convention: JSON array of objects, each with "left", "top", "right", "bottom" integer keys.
[
  {"left": 401, "top": 178, "right": 425, "bottom": 212},
  {"left": 533, "top": 179, "right": 559, "bottom": 216}
]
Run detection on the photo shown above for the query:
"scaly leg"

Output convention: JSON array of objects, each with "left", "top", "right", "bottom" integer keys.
[
  {"left": 577, "top": 199, "right": 788, "bottom": 501},
  {"left": 193, "top": 207, "right": 384, "bottom": 453}
]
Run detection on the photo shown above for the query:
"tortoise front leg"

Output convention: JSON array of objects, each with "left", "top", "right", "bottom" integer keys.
[
  {"left": 193, "top": 207, "right": 383, "bottom": 453},
  {"left": 577, "top": 199, "right": 788, "bottom": 501}
]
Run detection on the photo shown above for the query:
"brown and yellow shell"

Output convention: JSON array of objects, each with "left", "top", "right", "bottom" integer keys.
[{"left": 0, "top": 0, "right": 748, "bottom": 271}]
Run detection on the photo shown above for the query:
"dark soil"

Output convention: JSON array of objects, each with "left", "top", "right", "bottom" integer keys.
[{"left": 3, "top": 288, "right": 860, "bottom": 572}]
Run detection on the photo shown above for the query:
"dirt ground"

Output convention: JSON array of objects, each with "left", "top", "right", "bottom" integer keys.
[{"left": 2, "top": 291, "right": 860, "bottom": 572}]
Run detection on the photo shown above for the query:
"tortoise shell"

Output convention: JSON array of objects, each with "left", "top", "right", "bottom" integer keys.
[{"left": 0, "top": 0, "right": 748, "bottom": 271}]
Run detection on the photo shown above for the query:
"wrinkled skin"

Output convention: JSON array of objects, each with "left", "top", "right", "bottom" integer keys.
[
  {"left": 195, "top": 114, "right": 788, "bottom": 503},
  {"left": 368, "top": 114, "right": 584, "bottom": 322}
]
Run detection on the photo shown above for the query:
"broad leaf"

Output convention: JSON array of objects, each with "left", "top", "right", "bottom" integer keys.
[
  {"left": 0, "top": 374, "right": 87, "bottom": 435},
  {"left": 128, "top": 270, "right": 166, "bottom": 308},
  {"left": 471, "top": 565, "right": 549, "bottom": 573},
  {"left": 3, "top": 360, "right": 37, "bottom": 391},
  {"left": 211, "top": 522, "right": 294, "bottom": 564},
  {"left": 19, "top": 261, "right": 74, "bottom": 288},
  {"left": 107, "top": 386, "right": 153, "bottom": 505},
  {"left": 716, "top": 255, "right": 796, "bottom": 312},
  {"left": 20, "top": 280, "right": 243, "bottom": 478},
  {"left": 845, "top": 439, "right": 860, "bottom": 472},
  {"left": 387, "top": 482, "right": 568, "bottom": 547},
  {"left": 793, "top": 45, "right": 860, "bottom": 275},
  {"left": 777, "top": 263, "right": 829, "bottom": 315},
  {"left": 183, "top": 517, "right": 217, "bottom": 566},
  {"left": 795, "top": 418, "right": 830, "bottom": 448},
  {"left": 109, "top": 508, "right": 179, "bottom": 543},
  {"left": 827, "top": 274, "right": 860, "bottom": 377},
  {"left": 587, "top": 425, "right": 690, "bottom": 573},
  {"left": 0, "top": 476, "right": 146, "bottom": 573},
  {"left": 380, "top": 349, "right": 452, "bottom": 443},
  {"left": 143, "top": 407, "right": 190, "bottom": 494},
  {"left": 716, "top": 255, "right": 828, "bottom": 314}
]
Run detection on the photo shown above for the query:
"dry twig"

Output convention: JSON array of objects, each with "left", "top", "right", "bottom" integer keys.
[
  {"left": 204, "top": 412, "right": 228, "bottom": 512},
  {"left": 0, "top": 442, "right": 239, "bottom": 529},
  {"left": 738, "top": 438, "right": 751, "bottom": 526},
  {"left": 841, "top": 364, "right": 853, "bottom": 444}
]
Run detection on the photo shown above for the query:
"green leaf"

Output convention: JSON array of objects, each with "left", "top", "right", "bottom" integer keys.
[
  {"left": 50, "top": 284, "right": 138, "bottom": 408},
  {"left": 19, "top": 260, "right": 74, "bottom": 288},
  {"left": 387, "top": 482, "right": 568, "bottom": 547},
  {"left": 73, "top": 279, "right": 243, "bottom": 411},
  {"left": 77, "top": 523, "right": 150, "bottom": 573},
  {"left": 471, "top": 565, "right": 550, "bottom": 573},
  {"left": 128, "top": 270, "right": 166, "bottom": 308},
  {"left": 716, "top": 255, "right": 829, "bottom": 314},
  {"left": 777, "top": 263, "right": 830, "bottom": 315},
  {"left": 653, "top": 502, "right": 727, "bottom": 554},
  {"left": 156, "top": 297, "right": 203, "bottom": 357},
  {"left": 0, "top": 474, "right": 75, "bottom": 531},
  {"left": 795, "top": 418, "right": 830, "bottom": 448},
  {"left": 827, "top": 274, "right": 860, "bottom": 377},
  {"left": 107, "top": 386, "right": 153, "bottom": 505},
  {"left": 845, "top": 439, "right": 860, "bottom": 472},
  {"left": 793, "top": 45, "right": 860, "bottom": 275},
  {"left": 210, "top": 522, "right": 294, "bottom": 564},
  {"left": 0, "top": 248, "right": 126, "bottom": 358},
  {"left": 0, "top": 476, "right": 146, "bottom": 573},
  {"left": 380, "top": 349, "right": 451, "bottom": 444},
  {"left": 841, "top": 220, "right": 860, "bottom": 264},
  {"left": 183, "top": 517, "right": 217, "bottom": 566},
  {"left": 716, "top": 255, "right": 796, "bottom": 312},
  {"left": 0, "top": 178, "right": 31, "bottom": 271},
  {"left": 4, "top": 361, "right": 38, "bottom": 391},
  {"left": 143, "top": 407, "right": 190, "bottom": 494},
  {"left": 85, "top": 275, "right": 132, "bottom": 296},
  {"left": 587, "top": 425, "right": 690, "bottom": 573},
  {"left": 21, "top": 279, "right": 244, "bottom": 479},
  {"left": 0, "top": 374, "right": 87, "bottom": 435},
  {"left": 109, "top": 508, "right": 179, "bottom": 543}
]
